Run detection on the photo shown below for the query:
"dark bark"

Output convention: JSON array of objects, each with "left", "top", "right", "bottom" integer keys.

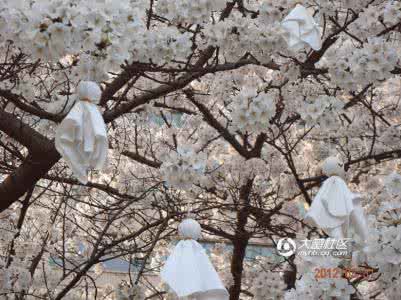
[
  {"left": 0, "top": 110, "right": 60, "bottom": 212},
  {"left": 229, "top": 179, "right": 253, "bottom": 300}
]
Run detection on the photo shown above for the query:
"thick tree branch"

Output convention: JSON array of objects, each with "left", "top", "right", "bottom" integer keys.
[
  {"left": 0, "top": 110, "right": 61, "bottom": 212},
  {"left": 0, "top": 110, "right": 55, "bottom": 155},
  {"left": 300, "top": 148, "right": 401, "bottom": 187},
  {"left": 184, "top": 89, "right": 251, "bottom": 159},
  {"left": 0, "top": 89, "right": 63, "bottom": 122},
  {"left": 122, "top": 150, "right": 162, "bottom": 168}
]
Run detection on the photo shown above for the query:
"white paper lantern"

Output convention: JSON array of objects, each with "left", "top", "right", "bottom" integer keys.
[
  {"left": 77, "top": 81, "right": 102, "bottom": 104},
  {"left": 178, "top": 218, "right": 202, "bottom": 240},
  {"left": 161, "top": 219, "right": 229, "bottom": 300},
  {"left": 281, "top": 4, "right": 322, "bottom": 51},
  {"left": 305, "top": 157, "right": 369, "bottom": 243},
  {"left": 55, "top": 81, "right": 108, "bottom": 184},
  {"left": 322, "top": 156, "right": 345, "bottom": 178}
]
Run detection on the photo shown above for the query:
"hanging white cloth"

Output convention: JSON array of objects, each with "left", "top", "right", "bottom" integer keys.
[
  {"left": 281, "top": 4, "right": 322, "bottom": 51},
  {"left": 55, "top": 81, "right": 108, "bottom": 184},
  {"left": 304, "top": 157, "right": 368, "bottom": 242},
  {"left": 160, "top": 219, "right": 229, "bottom": 300}
]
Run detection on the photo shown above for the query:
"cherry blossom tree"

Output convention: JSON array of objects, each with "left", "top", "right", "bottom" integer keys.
[{"left": 1, "top": 0, "right": 401, "bottom": 299}]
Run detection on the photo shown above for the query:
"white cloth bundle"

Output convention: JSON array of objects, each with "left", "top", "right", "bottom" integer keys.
[
  {"left": 305, "top": 157, "right": 368, "bottom": 242},
  {"left": 161, "top": 219, "right": 229, "bottom": 300},
  {"left": 281, "top": 4, "right": 322, "bottom": 51},
  {"left": 55, "top": 81, "right": 108, "bottom": 184}
]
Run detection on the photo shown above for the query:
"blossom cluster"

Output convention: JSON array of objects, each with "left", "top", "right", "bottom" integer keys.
[
  {"left": 364, "top": 220, "right": 401, "bottom": 298},
  {"left": 160, "top": 145, "right": 207, "bottom": 189},
  {"left": 156, "top": 0, "right": 226, "bottom": 24},
  {"left": 384, "top": 171, "right": 401, "bottom": 196},
  {"left": 203, "top": 12, "right": 287, "bottom": 62},
  {"left": 131, "top": 27, "right": 193, "bottom": 65},
  {"left": 251, "top": 270, "right": 285, "bottom": 299},
  {"left": 0, "top": 0, "right": 193, "bottom": 67},
  {"left": 327, "top": 38, "right": 399, "bottom": 89},
  {"left": 230, "top": 88, "right": 277, "bottom": 134},
  {"left": 285, "top": 255, "right": 355, "bottom": 299},
  {"left": 115, "top": 284, "right": 146, "bottom": 300},
  {"left": 299, "top": 95, "right": 344, "bottom": 129},
  {"left": 383, "top": 1, "right": 401, "bottom": 25}
]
